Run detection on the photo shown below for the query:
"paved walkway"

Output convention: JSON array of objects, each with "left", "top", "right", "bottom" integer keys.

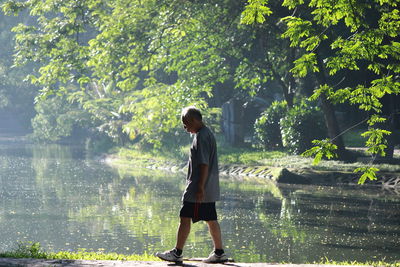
[{"left": 0, "top": 258, "right": 374, "bottom": 267}]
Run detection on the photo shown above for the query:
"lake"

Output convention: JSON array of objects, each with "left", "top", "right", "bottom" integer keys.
[{"left": 0, "top": 142, "right": 399, "bottom": 263}]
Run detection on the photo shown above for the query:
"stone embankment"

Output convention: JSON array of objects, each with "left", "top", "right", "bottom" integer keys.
[{"left": 142, "top": 161, "right": 400, "bottom": 191}]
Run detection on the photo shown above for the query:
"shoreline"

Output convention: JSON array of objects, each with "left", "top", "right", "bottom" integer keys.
[
  {"left": 104, "top": 153, "right": 400, "bottom": 192},
  {"left": 0, "top": 257, "right": 379, "bottom": 267}
]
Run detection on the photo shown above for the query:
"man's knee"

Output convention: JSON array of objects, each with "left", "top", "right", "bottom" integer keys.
[
  {"left": 206, "top": 220, "right": 220, "bottom": 227},
  {"left": 180, "top": 217, "right": 192, "bottom": 225}
]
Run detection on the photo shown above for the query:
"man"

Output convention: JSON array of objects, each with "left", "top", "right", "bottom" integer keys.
[{"left": 156, "top": 106, "right": 227, "bottom": 264}]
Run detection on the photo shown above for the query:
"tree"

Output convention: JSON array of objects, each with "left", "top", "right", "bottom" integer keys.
[
  {"left": 9, "top": 0, "right": 397, "bottom": 163},
  {"left": 2, "top": 0, "right": 234, "bottom": 146},
  {"left": 242, "top": 0, "right": 351, "bottom": 159},
  {"left": 242, "top": 0, "right": 400, "bottom": 182},
  {"left": 2, "top": 0, "right": 306, "bottom": 146},
  {"left": 240, "top": 0, "right": 298, "bottom": 107}
]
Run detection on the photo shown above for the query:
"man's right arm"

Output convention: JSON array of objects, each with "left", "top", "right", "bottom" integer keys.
[{"left": 196, "top": 163, "right": 209, "bottom": 203}]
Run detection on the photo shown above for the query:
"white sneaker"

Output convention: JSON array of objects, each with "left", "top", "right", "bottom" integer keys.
[
  {"left": 155, "top": 249, "right": 183, "bottom": 263},
  {"left": 202, "top": 251, "right": 228, "bottom": 263}
]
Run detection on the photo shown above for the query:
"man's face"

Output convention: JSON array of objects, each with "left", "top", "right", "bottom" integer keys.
[{"left": 182, "top": 117, "right": 196, "bottom": 134}]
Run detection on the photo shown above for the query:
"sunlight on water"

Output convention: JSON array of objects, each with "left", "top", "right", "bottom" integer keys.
[{"left": 0, "top": 144, "right": 399, "bottom": 263}]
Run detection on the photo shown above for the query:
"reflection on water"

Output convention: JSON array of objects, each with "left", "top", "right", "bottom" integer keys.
[{"left": 0, "top": 144, "right": 399, "bottom": 263}]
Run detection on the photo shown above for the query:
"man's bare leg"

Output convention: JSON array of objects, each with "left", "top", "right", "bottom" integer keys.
[
  {"left": 206, "top": 220, "right": 223, "bottom": 250},
  {"left": 175, "top": 217, "right": 191, "bottom": 250}
]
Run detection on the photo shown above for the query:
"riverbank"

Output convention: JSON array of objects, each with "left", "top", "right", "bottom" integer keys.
[
  {"left": 0, "top": 258, "right": 383, "bottom": 267},
  {"left": 105, "top": 146, "right": 400, "bottom": 191}
]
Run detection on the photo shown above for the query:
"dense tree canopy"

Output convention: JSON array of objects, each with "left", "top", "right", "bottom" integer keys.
[
  {"left": 243, "top": 0, "right": 400, "bottom": 181},
  {"left": 2, "top": 0, "right": 292, "bottom": 146},
  {"left": 1, "top": 0, "right": 399, "bottom": 181}
]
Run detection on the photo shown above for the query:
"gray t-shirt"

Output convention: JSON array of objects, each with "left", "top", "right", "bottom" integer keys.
[{"left": 182, "top": 126, "right": 220, "bottom": 203}]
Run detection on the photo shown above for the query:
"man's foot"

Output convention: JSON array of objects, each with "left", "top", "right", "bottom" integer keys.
[
  {"left": 202, "top": 251, "right": 228, "bottom": 263},
  {"left": 155, "top": 249, "right": 183, "bottom": 263}
]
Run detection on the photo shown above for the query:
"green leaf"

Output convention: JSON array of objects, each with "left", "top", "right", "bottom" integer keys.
[
  {"left": 361, "top": 128, "right": 391, "bottom": 156},
  {"left": 282, "top": 0, "right": 305, "bottom": 9},
  {"left": 354, "top": 167, "right": 379, "bottom": 184},
  {"left": 240, "top": 0, "right": 272, "bottom": 25},
  {"left": 301, "top": 139, "right": 338, "bottom": 165},
  {"left": 77, "top": 76, "right": 91, "bottom": 86},
  {"left": 290, "top": 53, "right": 319, "bottom": 77}
]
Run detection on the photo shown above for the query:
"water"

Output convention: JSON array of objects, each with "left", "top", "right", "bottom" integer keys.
[{"left": 0, "top": 143, "right": 399, "bottom": 263}]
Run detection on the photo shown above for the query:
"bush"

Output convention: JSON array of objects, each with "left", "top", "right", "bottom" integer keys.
[
  {"left": 30, "top": 95, "right": 93, "bottom": 143},
  {"left": 253, "top": 101, "right": 287, "bottom": 150},
  {"left": 280, "top": 101, "right": 327, "bottom": 154}
]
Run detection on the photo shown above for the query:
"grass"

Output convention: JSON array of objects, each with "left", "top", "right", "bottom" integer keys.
[
  {"left": 218, "top": 145, "right": 287, "bottom": 165},
  {"left": 1, "top": 242, "right": 398, "bottom": 266},
  {"left": 113, "top": 136, "right": 288, "bottom": 167},
  {"left": 315, "top": 258, "right": 400, "bottom": 266},
  {"left": 257, "top": 153, "right": 400, "bottom": 172},
  {"left": 113, "top": 140, "right": 189, "bottom": 168},
  {"left": 0, "top": 242, "right": 159, "bottom": 261}
]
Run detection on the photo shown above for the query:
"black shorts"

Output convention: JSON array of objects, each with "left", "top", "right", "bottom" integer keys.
[{"left": 179, "top": 202, "right": 218, "bottom": 223}]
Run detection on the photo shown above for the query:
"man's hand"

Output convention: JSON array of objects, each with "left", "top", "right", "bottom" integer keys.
[{"left": 196, "top": 187, "right": 205, "bottom": 203}]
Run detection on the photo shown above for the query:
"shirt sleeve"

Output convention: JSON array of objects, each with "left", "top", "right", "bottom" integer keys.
[{"left": 195, "top": 132, "right": 210, "bottom": 166}]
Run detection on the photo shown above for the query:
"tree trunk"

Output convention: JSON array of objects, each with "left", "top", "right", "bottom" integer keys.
[
  {"left": 381, "top": 95, "right": 400, "bottom": 161},
  {"left": 315, "top": 55, "right": 348, "bottom": 160},
  {"left": 260, "top": 32, "right": 295, "bottom": 108},
  {"left": 221, "top": 98, "right": 244, "bottom": 146},
  {"left": 267, "top": 55, "right": 294, "bottom": 108},
  {"left": 319, "top": 93, "right": 348, "bottom": 159},
  {"left": 271, "top": 68, "right": 294, "bottom": 108},
  {"left": 285, "top": 47, "right": 297, "bottom": 108}
]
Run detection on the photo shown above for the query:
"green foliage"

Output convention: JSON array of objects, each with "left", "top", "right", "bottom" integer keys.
[
  {"left": 302, "top": 139, "right": 338, "bottom": 165},
  {"left": 3, "top": 0, "right": 399, "bottom": 177},
  {"left": 280, "top": 101, "right": 327, "bottom": 154},
  {"left": 219, "top": 149, "right": 287, "bottom": 165},
  {"left": 2, "top": 0, "right": 242, "bottom": 147},
  {"left": 241, "top": 0, "right": 272, "bottom": 24},
  {"left": 9, "top": 241, "right": 46, "bottom": 258},
  {"left": 1, "top": 0, "right": 313, "bottom": 148},
  {"left": 0, "top": 241, "right": 159, "bottom": 261},
  {"left": 277, "top": 0, "right": 400, "bottom": 181},
  {"left": 315, "top": 77, "right": 400, "bottom": 117},
  {"left": 67, "top": 82, "right": 130, "bottom": 144},
  {"left": 118, "top": 136, "right": 288, "bottom": 167},
  {"left": 281, "top": 16, "right": 327, "bottom": 52},
  {"left": 290, "top": 53, "right": 319, "bottom": 77},
  {"left": 203, "top": 107, "right": 223, "bottom": 134},
  {"left": 361, "top": 128, "right": 391, "bottom": 156},
  {"left": 253, "top": 101, "right": 288, "bottom": 150},
  {"left": 317, "top": 258, "right": 400, "bottom": 267},
  {"left": 119, "top": 82, "right": 209, "bottom": 148},
  {"left": 354, "top": 166, "right": 380, "bottom": 184},
  {"left": 30, "top": 95, "right": 92, "bottom": 142}
]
